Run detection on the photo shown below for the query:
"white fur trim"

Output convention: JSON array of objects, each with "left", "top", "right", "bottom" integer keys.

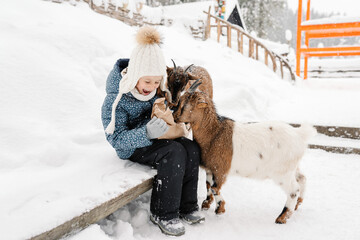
[
  {"left": 130, "top": 87, "right": 156, "bottom": 101},
  {"left": 105, "top": 92, "right": 123, "bottom": 134}
]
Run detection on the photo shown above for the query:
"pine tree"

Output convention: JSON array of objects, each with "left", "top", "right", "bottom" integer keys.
[{"left": 238, "top": 0, "right": 286, "bottom": 39}]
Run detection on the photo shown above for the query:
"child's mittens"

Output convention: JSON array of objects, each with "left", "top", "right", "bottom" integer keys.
[{"left": 146, "top": 117, "right": 169, "bottom": 139}]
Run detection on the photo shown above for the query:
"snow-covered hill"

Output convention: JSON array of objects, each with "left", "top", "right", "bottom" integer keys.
[{"left": 1, "top": 1, "right": 360, "bottom": 240}]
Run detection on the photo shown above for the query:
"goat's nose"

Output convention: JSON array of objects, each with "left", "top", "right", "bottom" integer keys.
[{"left": 173, "top": 114, "right": 179, "bottom": 123}]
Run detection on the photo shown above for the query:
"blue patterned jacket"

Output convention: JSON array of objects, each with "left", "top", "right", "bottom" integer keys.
[{"left": 101, "top": 59, "right": 157, "bottom": 159}]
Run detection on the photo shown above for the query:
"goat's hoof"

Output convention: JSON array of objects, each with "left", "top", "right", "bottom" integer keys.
[
  {"left": 201, "top": 205, "right": 210, "bottom": 211},
  {"left": 275, "top": 207, "right": 292, "bottom": 224},
  {"left": 215, "top": 209, "right": 225, "bottom": 215},
  {"left": 201, "top": 201, "right": 211, "bottom": 210},
  {"left": 295, "top": 197, "right": 303, "bottom": 211},
  {"left": 201, "top": 203, "right": 210, "bottom": 210},
  {"left": 275, "top": 217, "right": 287, "bottom": 224},
  {"left": 215, "top": 201, "right": 226, "bottom": 214}
]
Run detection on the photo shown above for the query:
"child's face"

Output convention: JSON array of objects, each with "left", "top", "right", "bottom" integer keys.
[{"left": 136, "top": 76, "right": 162, "bottom": 96}]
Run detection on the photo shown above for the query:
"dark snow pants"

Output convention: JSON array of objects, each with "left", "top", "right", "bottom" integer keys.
[{"left": 129, "top": 137, "right": 201, "bottom": 220}]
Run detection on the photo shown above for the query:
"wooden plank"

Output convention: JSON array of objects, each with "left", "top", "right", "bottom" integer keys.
[
  {"left": 276, "top": 55, "right": 296, "bottom": 81},
  {"left": 237, "top": 31, "right": 240, "bottom": 52},
  {"left": 249, "top": 39, "right": 253, "bottom": 58},
  {"left": 309, "top": 144, "right": 360, "bottom": 155},
  {"left": 217, "top": 20, "right": 221, "bottom": 43},
  {"left": 240, "top": 32, "right": 243, "bottom": 54},
  {"left": 269, "top": 52, "right": 277, "bottom": 72},
  {"left": 227, "top": 26, "right": 231, "bottom": 47},
  {"left": 205, "top": 6, "right": 211, "bottom": 40},
  {"left": 30, "top": 178, "right": 153, "bottom": 240},
  {"left": 291, "top": 124, "right": 360, "bottom": 139},
  {"left": 265, "top": 51, "right": 268, "bottom": 66}
]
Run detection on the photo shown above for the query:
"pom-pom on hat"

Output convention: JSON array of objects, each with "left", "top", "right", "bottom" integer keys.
[{"left": 105, "top": 26, "right": 168, "bottom": 134}]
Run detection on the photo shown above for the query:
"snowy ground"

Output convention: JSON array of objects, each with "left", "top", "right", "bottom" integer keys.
[
  {"left": 70, "top": 150, "right": 360, "bottom": 240},
  {"left": 1, "top": 1, "right": 359, "bottom": 240}
]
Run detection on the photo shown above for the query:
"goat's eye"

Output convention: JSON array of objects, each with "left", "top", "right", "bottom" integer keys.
[{"left": 172, "top": 104, "right": 179, "bottom": 112}]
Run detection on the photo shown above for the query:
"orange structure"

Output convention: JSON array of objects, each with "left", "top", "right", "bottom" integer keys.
[{"left": 296, "top": 0, "right": 360, "bottom": 79}]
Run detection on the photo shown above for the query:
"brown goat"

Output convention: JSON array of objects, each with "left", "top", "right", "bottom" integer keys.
[
  {"left": 173, "top": 89, "right": 234, "bottom": 215},
  {"left": 163, "top": 60, "right": 213, "bottom": 108},
  {"left": 173, "top": 86, "right": 316, "bottom": 224}
]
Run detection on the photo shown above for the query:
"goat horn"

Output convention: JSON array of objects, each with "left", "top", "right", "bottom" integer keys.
[
  {"left": 171, "top": 59, "right": 177, "bottom": 72},
  {"left": 188, "top": 79, "right": 202, "bottom": 93},
  {"left": 164, "top": 99, "right": 169, "bottom": 111},
  {"left": 163, "top": 88, "right": 173, "bottom": 105},
  {"left": 184, "top": 64, "right": 194, "bottom": 74}
]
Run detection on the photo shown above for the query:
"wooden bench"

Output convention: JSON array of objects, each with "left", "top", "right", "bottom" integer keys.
[
  {"left": 296, "top": 0, "right": 360, "bottom": 79},
  {"left": 30, "top": 178, "right": 153, "bottom": 240}
]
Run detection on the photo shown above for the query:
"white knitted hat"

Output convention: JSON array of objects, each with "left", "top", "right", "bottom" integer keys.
[{"left": 105, "top": 26, "right": 168, "bottom": 134}]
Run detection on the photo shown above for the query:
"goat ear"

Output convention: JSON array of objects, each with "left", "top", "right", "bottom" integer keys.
[
  {"left": 197, "top": 96, "right": 208, "bottom": 108},
  {"left": 197, "top": 102, "right": 208, "bottom": 109},
  {"left": 187, "top": 72, "right": 197, "bottom": 80},
  {"left": 166, "top": 66, "right": 173, "bottom": 75}
]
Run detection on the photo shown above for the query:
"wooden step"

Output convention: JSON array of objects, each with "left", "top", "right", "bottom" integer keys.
[
  {"left": 309, "top": 144, "right": 360, "bottom": 155},
  {"left": 290, "top": 123, "right": 360, "bottom": 140},
  {"left": 30, "top": 178, "right": 153, "bottom": 240}
]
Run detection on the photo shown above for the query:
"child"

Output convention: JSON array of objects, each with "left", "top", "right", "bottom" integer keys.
[{"left": 101, "top": 26, "right": 204, "bottom": 237}]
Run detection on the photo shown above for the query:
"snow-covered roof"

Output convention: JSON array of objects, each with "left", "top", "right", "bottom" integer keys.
[{"left": 302, "top": 16, "right": 360, "bottom": 25}]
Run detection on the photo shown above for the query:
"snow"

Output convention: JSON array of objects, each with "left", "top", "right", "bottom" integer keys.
[
  {"left": 255, "top": 37, "right": 291, "bottom": 56},
  {"left": 162, "top": 0, "right": 243, "bottom": 21},
  {"left": 310, "top": 134, "right": 360, "bottom": 148},
  {"left": 1, "top": 0, "right": 360, "bottom": 240},
  {"left": 302, "top": 16, "right": 360, "bottom": 25},
  {"left": 162, "top": 1, "right": 213, "bottom": 20},
  {"left": 306, "top": 58, "right": 360, "bottom": 71},
  {"left": 287, "top": 0, "right": 360, "bottom": 18},
  {"left": 73, "top": 150, "right": 360, "bottom": 240}
]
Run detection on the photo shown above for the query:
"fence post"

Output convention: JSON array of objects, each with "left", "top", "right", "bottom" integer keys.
[
  {"left": 217, "top": 19, "right": 221, "bottom": 42},
  {"left": 249, "top": 39, "right": 253, "bottom": 58},
  {"left": 265, "top": 51, "right": 268, "bottom": 66},
  {"left": 227, "top": 26, "right": 231, "bottom": 47},
  {"left": 240, "top": 33, "right": 243, "bottom": 54},
  {"left": 204, "top": 6, "right": 211, "bottom": 40}
]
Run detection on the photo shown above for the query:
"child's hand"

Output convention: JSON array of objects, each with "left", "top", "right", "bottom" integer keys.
[{"left": 146, "top": 117, "right": 169, "bottom": 139}]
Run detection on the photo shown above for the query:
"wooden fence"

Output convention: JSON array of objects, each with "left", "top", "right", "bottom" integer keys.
[{"left": 204, "top": 7, "right": 296, "bottom": 81}]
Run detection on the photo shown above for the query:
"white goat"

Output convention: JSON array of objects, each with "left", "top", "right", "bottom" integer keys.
[{"left": 173, "top": 88, "right": 316, "bottom": 224}]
